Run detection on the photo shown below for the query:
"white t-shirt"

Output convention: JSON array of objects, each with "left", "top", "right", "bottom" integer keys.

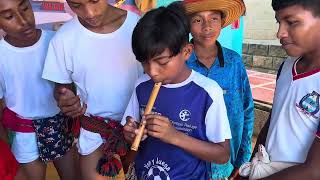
[
  {"left": 266, "top": 57, "right": 320, "bottom": 163},
  {"left": 0, "top": 30, "right": 59, "bottom": 118},
  {"left": 0, "top": 30, "right": 58, "bottom": 163},
  {"left": 42, "top": 11, "right": 142, "bottom": 121}
]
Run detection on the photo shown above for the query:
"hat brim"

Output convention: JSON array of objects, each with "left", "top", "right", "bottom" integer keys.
[{"left": 184, "top": 0, "right": 245, "bottom": 28}]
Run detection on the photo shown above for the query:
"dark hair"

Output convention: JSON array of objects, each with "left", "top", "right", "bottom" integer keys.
[
  {"left": 272, "top": 0, "right": 320, "bottom": 17},
  {"left": 132, "top": 1, "right": 190, "bottom": 63}
]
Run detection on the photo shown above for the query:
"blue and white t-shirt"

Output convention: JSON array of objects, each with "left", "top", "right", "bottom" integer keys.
[{"left": 122, "top": 70, "right": 231, "bottom": 180}]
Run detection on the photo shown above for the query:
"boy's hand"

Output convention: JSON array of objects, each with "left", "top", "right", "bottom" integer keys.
[
  {"left": 145, "top": 114, "right": 179, "bottom": 144},
  {"left": 55, "top": 87, "right": 87, "bottom": 118},
  {"left": 123, "top": 116, "right": 148, "bottom": 144}
]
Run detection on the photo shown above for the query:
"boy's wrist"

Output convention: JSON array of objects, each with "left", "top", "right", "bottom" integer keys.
[{"left": 169, "top": 130, "right": 183, "bottom": 146}]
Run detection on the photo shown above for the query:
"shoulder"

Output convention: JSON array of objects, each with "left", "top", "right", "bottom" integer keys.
[
  {"left": 122, "top": 11, "right": 140, "bottom": 31},
  {"left": 40, "top": 30, "right": 55, "bottom": 43},
  {"left": 50, "top": 18, "right": 79, "bottom": 42},
  {"left": 221, "top": 46, "right": 242, "bottom": 64},
  {"left": 134, "top": 74, "right": 151, "bottom": 88},
  {"left": 192, "top": 71, "right": 223, "bottom": 96},
  {"left": 127, "top": 11, "right": 140, "bottom": 23}
]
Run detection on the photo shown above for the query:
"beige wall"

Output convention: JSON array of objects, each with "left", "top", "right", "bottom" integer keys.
[{"left": 244, "top": 0, "right": 280, "bottom": 45}]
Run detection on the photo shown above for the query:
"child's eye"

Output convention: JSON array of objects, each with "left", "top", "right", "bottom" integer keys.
[
  {"left": 158, "top": 60, "right": 170, "bottom": 65},
  {"left": 288, "top": 20, "right": 298, "bottom": 26},
  {"left": 192, "top": 19, "right": 202, "bottom": 24},
  {"left": 70, "top": 3, "right": 81, "bottom": 8},
  {"left": 91, "top": 0, "right": 99, "bottom": 4},
  {"left": 1, "top": 14, "right": 13, "bottom": 20}
]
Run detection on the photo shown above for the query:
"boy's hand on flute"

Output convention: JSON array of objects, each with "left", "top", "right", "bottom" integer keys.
[
  {"left": 145, "top": 114, "right": 179, "bottom": 145},
  {"left": 124, "top": 116, "right": 148, "bottom": 144}
]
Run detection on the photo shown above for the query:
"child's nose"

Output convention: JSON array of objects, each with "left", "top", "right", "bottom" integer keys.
[{"left": 277, "top": 24, "right": 288, "bottom": 40}]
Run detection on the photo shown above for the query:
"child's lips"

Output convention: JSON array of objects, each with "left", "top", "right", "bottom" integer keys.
[{"left": 23, "top": 28, "right": 34, "bottom": 35}]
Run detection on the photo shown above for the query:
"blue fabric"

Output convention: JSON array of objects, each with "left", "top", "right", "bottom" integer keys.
[
  {"left": 186, "top": 44, "right": 254, "bottom": 179},
  {"left": 32, "top": 113, "right": 73, "bottom": 162}
]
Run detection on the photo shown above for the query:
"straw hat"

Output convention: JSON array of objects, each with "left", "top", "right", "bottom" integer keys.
[{"left": 184, "top": 0, "right": 245, "bottom": 27}]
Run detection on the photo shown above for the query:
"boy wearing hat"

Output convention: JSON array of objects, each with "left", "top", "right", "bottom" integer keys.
[
  {"left": 242, "top": 0, "right": 320, "bottom": 179},
  {"left": 184, "top": 0, "right": 254, "bottom": 179}
]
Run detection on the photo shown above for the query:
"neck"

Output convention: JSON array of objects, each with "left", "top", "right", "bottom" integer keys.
[
  {"left": 5, "top": 29, "right": 41, "bottom": 48},
  {"left": 193, "top": 42, "right": 218, "bottom": 68},
  {"left": 301, "top": 50, "right": 320, "bottom": 70},
  {"left": 172, "top": 66, "right": 192, "bottom": 84},
  {"left": 81, "top": 5, "right": 125, "bottom": 33}
]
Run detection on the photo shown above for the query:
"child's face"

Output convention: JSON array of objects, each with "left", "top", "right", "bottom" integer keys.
[
  {"left": 276, "top": 5, "right": 320, "bottom": 57},
  {"left": 190, "top": 10, "right": 222, "bottom": 47},
  {"left": 67, "top": 0, "right": 108, "bottom": 28},
  {"left": 142, "top": 45, "right": 193, "bottom": 84},
  {"left": 0, "top": 0, "right": 37, "bottom": 40}
]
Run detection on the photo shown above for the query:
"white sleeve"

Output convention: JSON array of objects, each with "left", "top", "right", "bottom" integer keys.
[
  {"left": 42, "top": 37, "right": 73, "bottom": 84},
  {"left": 205, "top": 88, "right": 232, "bottom": 143},
  {"left": 121, "top": 88, "right": 140, "bottom": 125}
]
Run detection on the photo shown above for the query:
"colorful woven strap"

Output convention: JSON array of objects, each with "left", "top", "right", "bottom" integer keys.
[{"left": 80, "top": 115, "right": 128, "bottom": 177}]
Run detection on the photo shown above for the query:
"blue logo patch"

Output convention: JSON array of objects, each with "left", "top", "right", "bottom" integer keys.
[{"left": 296, "top": 91, "right": 320, "bottom": 119}]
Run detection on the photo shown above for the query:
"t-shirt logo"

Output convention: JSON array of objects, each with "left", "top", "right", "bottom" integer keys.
[
  {"left": 296, "top": 91, "right": 320, "bottom": 119},
  {"left": 144, "top": 165, "right": 170, "bottom": 180},
  {"left": 179, "top": 109, "right": 191, "bottom": 122}
]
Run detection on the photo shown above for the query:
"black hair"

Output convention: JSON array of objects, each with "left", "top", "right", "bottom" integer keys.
[
  {"left": 272, "top": 0, "right": 320, "bottom": 17},
  {"left": 132, "top": 1, "right": 190, "bottom": 63}
]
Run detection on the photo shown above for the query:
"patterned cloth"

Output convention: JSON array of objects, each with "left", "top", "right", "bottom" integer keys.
[
  {"left": 32, "top": 113, "right": 73, "bottom": 162},
  {"left": 187, "top": 41, "right": 254, "bottom": 179},
  {"left": 80, "top": 116, "right": 127, "bottom": 177}
]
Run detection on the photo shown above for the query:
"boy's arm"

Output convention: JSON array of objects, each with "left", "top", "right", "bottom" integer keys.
[
  {"left": 235, "top": 63, "right": 255, "bottom": 168},
  {"left": 251, "top": 114, "right": 270, "bottom": 159},
  {"left": 145, "top": 114, "right": 230, "bottom": 164},
  {"left": 261, "top": 137, "right": 320, "bottom": 180},
  {"left": 173, "top": 130, "right": 230, "bottom": 164}
]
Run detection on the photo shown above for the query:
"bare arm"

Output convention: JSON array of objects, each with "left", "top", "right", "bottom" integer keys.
[
  {"left": 145, "top": 114, "right": 230, "bottom": 164},
  {"left": 262, "top": 138, "right": 320, "bottom": 180},
  {"left": 172, "top": 130, "right": 230, "bottom": 163}
]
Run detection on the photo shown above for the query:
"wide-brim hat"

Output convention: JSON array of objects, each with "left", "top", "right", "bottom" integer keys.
[{"left": 184, "top": 0, "right": 245, "bottom": 28}]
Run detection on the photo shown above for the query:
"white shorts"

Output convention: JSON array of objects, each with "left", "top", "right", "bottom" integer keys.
[
  {"left": 11, "top": 132, "right": 39, "bottom": 163},
  {"left": 77, "top": 128, "right": 103, "bottom": 155}
]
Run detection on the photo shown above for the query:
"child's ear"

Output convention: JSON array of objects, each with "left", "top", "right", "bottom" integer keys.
[{"left": 182, "top": 43, "right": 193, "bottom": 61}]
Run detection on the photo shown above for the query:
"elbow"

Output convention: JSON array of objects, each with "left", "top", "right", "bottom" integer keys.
[{"left": 209, "top": 150, "right": 230, "bottom": 164}]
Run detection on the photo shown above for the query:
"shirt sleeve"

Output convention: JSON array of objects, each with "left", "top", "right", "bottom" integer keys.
[
  {"left": 235, "top": 61, "right": 255, "bottom": 168},
  {"left": 42, "top": 37, "right": 73, "bottom": 84},
  {"left": 121, "top": 88, "right": 140, "bottom": 125},
  {"left": 205, "top": 87, "right": 232, "bottom": 143}
]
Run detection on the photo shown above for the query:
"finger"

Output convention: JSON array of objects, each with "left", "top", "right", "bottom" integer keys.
[
  {"left": 126, "top": 116, "right": 137, "bottom": 128},
  {"left": 61, "top": 102, "right": 82, "bottom": 114},
  {"left": 144, "top": 114, "right": 169, "bottom": 122},
  {"left": 58, "top": 95, "right": 80, "bottom": 107},
  {"left": 147, "top": 131, "right": 161, "bottom": 138},
  {"left": 146, "top": 124, "right": 163, "bottom": 133}
]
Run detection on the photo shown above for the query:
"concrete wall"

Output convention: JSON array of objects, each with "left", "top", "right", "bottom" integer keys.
[{"left": 243, "top": 0, "right": 279, "bottom": 45}]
